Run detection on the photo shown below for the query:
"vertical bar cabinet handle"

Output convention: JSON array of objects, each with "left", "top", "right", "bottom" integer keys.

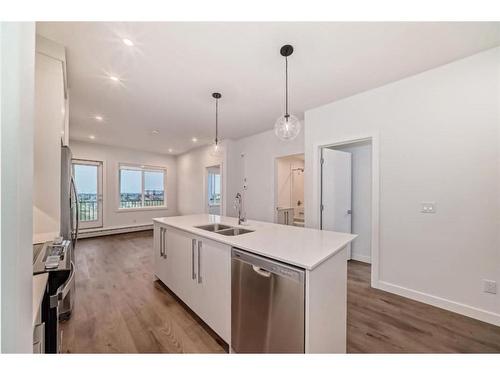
[
  {"left": 163, "top": 227, "right": 167, "bottom": 259},
  {"left": 191, "top": 239, "right": 197, "bottom": 280},
  {"left": 197, "top": 240, "right": 202, "bottom": 284}
]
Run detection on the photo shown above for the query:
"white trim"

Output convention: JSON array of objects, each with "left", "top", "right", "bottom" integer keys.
[
  {"left": 115, "top": 206, "right": 168, "bottom": 213},
  {"left": 378, "top": 280, "right": 500, "bottom": 327},
  {"left": 313, "top": 133, "right": 380, "bottom": 288},
  {"left": 78, "top": 223, "right": 153, "bottom": 238}
]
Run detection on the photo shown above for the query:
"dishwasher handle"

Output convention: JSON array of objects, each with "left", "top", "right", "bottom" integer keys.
[{"left": 252, "top": 265, "right": 271, "bottom": 278}]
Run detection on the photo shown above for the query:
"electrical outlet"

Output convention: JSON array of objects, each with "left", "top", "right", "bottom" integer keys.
[
  {"left": 421, "top": 202, "right": 436, "bottom": 213},
  {"left": 483, "top": 279, "right": 497, "bottom": 294}
]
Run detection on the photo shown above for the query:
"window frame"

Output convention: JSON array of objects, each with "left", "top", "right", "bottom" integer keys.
[
  {"left": 207, "top": 170, "right": 221, "bottom": 207},
  {"left": 117, "top": 163, "right": 167, "bottom": 212}
]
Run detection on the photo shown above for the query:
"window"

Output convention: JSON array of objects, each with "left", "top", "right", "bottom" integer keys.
[
  {"left": 207, "top": 169, "right": 221, "bottom": 206},
  {"left": 119, "top": 164, "right": 166, "bottom": 209}
]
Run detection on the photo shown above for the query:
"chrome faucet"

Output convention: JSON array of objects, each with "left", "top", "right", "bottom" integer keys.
[{"left": 234, "top": 193, "right": 246, "bottom": 225}]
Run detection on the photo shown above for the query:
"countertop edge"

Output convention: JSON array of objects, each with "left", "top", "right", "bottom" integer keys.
[{"left": 153, "top": 216, "right": 355, "bottom": 270}]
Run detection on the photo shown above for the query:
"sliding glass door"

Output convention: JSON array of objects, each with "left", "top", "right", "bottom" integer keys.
[{"left": 72, "top": 160, "right": 103, "bottom": 229}]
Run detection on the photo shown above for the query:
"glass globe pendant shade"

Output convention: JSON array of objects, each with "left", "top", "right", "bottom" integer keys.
[
  {"left": 209, "top": 140, "right": 223, "bottom": 157},
  {"left": 274, "top": 114, "right": 301, "bottom": 141}
]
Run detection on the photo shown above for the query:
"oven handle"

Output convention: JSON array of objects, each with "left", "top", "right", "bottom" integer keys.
[{"left": 58, "top": 261, "right": 75, "bottom": 301}]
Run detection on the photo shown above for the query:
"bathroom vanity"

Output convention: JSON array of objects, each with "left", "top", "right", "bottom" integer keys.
[{"left": 153, "top": 214, "right": 356, "bottom": 353}]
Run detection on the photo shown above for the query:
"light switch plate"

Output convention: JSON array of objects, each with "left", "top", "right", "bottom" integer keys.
[
  {"left": 421, "top": 202, "right": 436, "bottom": 213},
  {"left": 483, "top": 279, "right": 497, "bottom": 294}
]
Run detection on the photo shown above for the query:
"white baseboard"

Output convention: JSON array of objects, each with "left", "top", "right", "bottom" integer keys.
[
  {"left": 377, "top": 280, "right": 500, "bottom": 327},
  {"left": 78, "top": 224, "right": 153, "bottom": 239},
  {"left": 351, "top": 253, "right": 371, "bottom": 264}
]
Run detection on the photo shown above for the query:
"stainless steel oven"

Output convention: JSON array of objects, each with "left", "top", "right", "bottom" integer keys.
[{"left": 34, "top": 240, "right": 74, "bottom": 353}]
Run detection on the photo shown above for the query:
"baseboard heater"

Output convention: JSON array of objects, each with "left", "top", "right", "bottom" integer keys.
[{"left": 78, "top": 224, "right": 153, "bottom": 239}]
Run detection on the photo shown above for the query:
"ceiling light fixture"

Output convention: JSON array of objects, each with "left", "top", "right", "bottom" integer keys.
[
  {"left": 168, "top": 148, "right": 173, "bottom": 153},
  {"left": 192, "top": 137, "right": 198, "bottom": 143},
  {"left": 274, "top": 44, "right": 301, "bottom": 141},
  {"left": 122, "top": 38, "right": 134, "bottom": 47},
  {"left": 89, "top": 135, "right": 95, "bottom": 140},
  {"left": 151, "top": 129, "right": 159, "bottom": 135},
  {"left": 210, "top": 92, "right": 223, "bottom": 157},
  {"left": 95, "top": 115, "right": 103, "bottom": 121},
  {"left": 109, "top": 75, "right": 120, "bottom": 82}
]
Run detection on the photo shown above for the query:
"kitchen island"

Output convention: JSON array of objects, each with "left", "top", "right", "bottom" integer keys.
[{"left": 153, "top": 214, "right": 356, "bottom": 353}]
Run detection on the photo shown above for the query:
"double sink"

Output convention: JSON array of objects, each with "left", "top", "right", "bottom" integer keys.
[{"left": 195, "top": 223, "right": 254, "bottom": 236}]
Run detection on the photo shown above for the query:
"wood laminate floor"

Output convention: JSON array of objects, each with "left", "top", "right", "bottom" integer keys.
[{"left": 61, "top": 231, "right": 500, "bottom": 353}]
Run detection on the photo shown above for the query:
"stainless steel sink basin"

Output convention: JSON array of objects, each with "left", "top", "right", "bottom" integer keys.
[
  {"left": 195, "top": 224, "right": 254, "bottom": 236},
  {"left": 195, "top": 224, "right": 232, "bottom": 232},
  {"left": 216, "top": 228, "right": 254, "bottom": 236}
]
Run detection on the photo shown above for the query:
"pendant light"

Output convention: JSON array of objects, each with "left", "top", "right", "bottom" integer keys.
[
  {"left": 274, "top": 44, "right": 301, "bottom": 141},
  {"left": 210, "top": 92, "right": 223, "bottom": 157}
]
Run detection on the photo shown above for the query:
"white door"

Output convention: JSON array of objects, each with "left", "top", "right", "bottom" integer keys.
[
  {"left": 321, "top": 148, "right": 352, "bottom": 256},
  {"left": 72, "top": 160, "right": 103, "bottom": 229}
]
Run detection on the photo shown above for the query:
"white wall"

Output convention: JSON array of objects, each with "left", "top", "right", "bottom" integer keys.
[
  {"left": 177, "top": 141, "right": 229, "bottom": 216},
  {"left": 226, "top": 129, "right": 304, "bottom": 222},
  {"left": 1, "top": 22, "right": 35, "bottom": 353},
  {"left": 69, "top": 141, "right": 178, "bottom": 230},
  {"left": 305, "top": 47, "right": 500, "bottom": 325},
  {"left": 332, "top": 141, "right": 372, "bottom": 263}
]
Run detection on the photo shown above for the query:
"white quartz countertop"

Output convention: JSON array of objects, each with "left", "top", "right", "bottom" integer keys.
[
  {"left": 154, "top": 214, "right": 357, "bottom": 270},
  {"left": 33, "top": 273, "right": 48, "bottom": 325}
]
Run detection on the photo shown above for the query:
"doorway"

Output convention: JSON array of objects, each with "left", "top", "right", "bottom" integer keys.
[
  {"left": 320, "top": 140, "right": 373, "bottom": 263},
  {"left": 275, "top": 154, "right": 305, "bottom": 226},
  {"left": 72, "top": 159, "right": 103, "bottom": 229},
  {"left": 206, "top": 165, "right": 222, "bottom": 215}
]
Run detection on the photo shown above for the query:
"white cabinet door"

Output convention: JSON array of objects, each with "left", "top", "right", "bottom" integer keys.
[
  {"left": 166, "top": 227, "right": 198, "bottom": 309},
  {"left": 193, "top": 237, "right": 231, "bottom": 342},
  {"left": 153, "top": 223, "right": 167, "bottom": 282}
]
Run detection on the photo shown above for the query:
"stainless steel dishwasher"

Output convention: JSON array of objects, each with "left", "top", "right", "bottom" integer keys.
[{"left": 231, "top": 248, "right": 305, "bottom": 353}]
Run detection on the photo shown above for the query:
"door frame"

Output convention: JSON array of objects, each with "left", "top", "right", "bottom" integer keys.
[
  {"left": 314, "top": 134, "right": 380, "bottom": 288},
  {"left": 320, "top": 148, "right": 352, "bottom": 258},
  {"left": 72, "top": 158, "right": 104, "bottom": 229},
  {"left": 204, "top": 163, "right": 223, "bottom": 215}
]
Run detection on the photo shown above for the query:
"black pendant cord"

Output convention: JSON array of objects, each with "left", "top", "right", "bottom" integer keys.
[
  {"left": 285, "top": 56, "right": 289, "bottom": 120},
  {"left": 215, "top": 98, "right": 219, "bottom": 145}
]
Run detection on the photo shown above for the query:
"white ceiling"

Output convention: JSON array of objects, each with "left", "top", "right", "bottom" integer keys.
[{"left": 36, "top": 22, "right": 500, "bottom": 155}]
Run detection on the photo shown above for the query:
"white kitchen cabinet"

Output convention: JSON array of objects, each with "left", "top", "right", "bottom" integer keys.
[
  {"left": 153, "top": 225, "right": 231, "bottom": 343},
  {"left": 33, "top": 35, "right": 69, "bottom": 244},
  {"left": 165, "top": 227, "right": 198, "bottom": 307},
  {"left": 191, "top": 237, "right": 231, "bottom": 342},
  {"left": 153, "top": 222, "right": 167, "bottom": 282}
]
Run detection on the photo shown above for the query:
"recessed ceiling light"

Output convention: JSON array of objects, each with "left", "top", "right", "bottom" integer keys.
[
  {"left": 109, "top": 75, "right": 120, "bottom": 82},
  {"left": 89, "top": 135, "right": 95, "bottom": 140},
  {"left": 192, "top": 137, "right": 198, "bottom": 142},
  {"left": 122, "top": 38, "right": 134, "bottom": 47},
  {"left": 95, "top": 115, "right": 103, "bottom": 121},
  {"left": 151, "top": 129, "right": 159, "bottom": 135},
  {"left": 168, "top": 148, "right": 173, "bottom": 153}
]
